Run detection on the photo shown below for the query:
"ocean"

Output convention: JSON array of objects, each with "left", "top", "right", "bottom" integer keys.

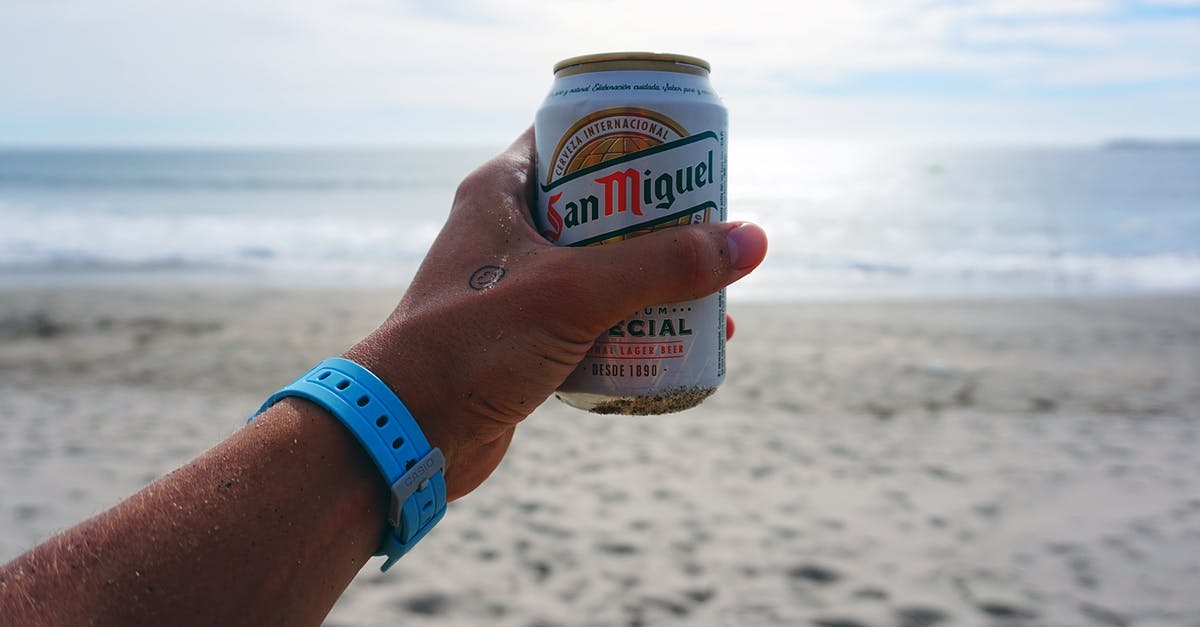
[{"left": 1, "top": 142, "right": 1198, "bottom": 300}]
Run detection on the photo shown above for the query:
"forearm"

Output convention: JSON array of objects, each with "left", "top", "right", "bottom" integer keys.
[{"left": 0, "top": 398, "right": 386, "bottom": 627}]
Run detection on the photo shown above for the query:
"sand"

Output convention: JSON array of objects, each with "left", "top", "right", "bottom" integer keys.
[{"left": 1, "top": 288, "right": 1198, "bottom": 626}]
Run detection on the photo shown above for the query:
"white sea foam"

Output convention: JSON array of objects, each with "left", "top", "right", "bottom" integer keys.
[{"left": 2, "top": 144, "right": 1198, "bottom": 298}]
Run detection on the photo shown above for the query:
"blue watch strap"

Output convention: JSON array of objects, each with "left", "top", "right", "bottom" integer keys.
[{"left": 251, "top": 357, "right": 447, "bottom": 571}]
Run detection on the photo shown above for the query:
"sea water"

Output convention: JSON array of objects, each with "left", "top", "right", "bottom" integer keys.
[{"left": 1, "top": 142, "right": 1197, "bottom": 299}]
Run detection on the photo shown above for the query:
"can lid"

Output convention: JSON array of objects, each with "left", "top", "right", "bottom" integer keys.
[{"left": 553, "top": 52, "right": 710, "bottom": 76}]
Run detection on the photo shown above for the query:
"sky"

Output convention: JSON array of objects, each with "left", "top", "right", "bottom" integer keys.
[{"left": 2, "top": 0, "right": 1199, "bottom": 146}]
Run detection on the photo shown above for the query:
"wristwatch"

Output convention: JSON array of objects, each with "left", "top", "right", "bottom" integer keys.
[{"left": 252, "top": 357, "right": 447, "bottom": 571}]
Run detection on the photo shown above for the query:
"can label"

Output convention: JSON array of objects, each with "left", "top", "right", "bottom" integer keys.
[
  {"left": 535, "top": 63, "right": 727, "bottom": 413},
  {"left": 540, "top": 109, "right": 721, "bottom": 246}
]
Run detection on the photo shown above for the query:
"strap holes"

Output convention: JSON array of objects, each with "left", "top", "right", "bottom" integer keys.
[
  {"left": 336, "top": 379, "right": 350, "bottom": 390},
  {"left": 376, "top": 415, "right": 388, "bottom": 427},
  {"left": 405, "top": 459, "right": 415, "bottom": 470},
  {"left": 357, "top": 395, "right": 370, "bottom": 407},
  {"left": 317, "top": 371, "right": 331, "bottom": 380},
  {"left": 393, "top": 437, "right": 405, "bottom": 449}
]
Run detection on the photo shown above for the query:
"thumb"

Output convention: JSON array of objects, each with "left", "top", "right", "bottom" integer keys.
[{"left": 573, "top": 222, "right": 767, "bottom": 323}]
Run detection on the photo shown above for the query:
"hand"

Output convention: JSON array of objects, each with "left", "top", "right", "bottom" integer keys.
[{"left": 345, "top": 127, "right": 767, "bottom": 500}]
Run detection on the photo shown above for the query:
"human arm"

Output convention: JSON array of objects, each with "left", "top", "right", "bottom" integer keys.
[
  {"left": 0, "top": 398, "right": 389, "bottom": 625},
  {"left": 0, "top": 127, "right": 767, "bottom": 626}
]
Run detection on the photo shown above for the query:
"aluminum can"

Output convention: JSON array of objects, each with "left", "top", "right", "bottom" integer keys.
[{"left": 534, "top": 52, "right": 728, "bottom": 414}]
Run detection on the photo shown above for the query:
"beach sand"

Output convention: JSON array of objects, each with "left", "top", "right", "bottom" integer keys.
[{"left": 2, "top": 288, "right": 1198, "bottom": 626}]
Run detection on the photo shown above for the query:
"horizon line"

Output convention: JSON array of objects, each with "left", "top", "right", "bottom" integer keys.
[{"left": 6, "top": 136, "right": 1198, "bottom": 151}]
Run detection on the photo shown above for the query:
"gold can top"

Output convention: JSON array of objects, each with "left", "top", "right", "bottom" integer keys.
[{"left": 553, "top": 52, "right": 711, "bottom": 77}]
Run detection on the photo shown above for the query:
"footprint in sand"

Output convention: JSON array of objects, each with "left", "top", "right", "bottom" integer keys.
[
  {"left": 895, "top": 605, "right": 951, "bottom": 627},
  {"left": 976, "top": 601, "right": 1038, "bottom": 621},
  {"left": 785, "top": 563, "right": 841, "bottom": 585},
  {"left": 596, "top": 541, "right": 640, "bottom": 556},
  {"left": 396, "top": 591, "right": 451, "bottom": 616}
]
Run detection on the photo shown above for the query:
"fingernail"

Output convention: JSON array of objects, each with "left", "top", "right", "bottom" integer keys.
[{"left": 726, "top": 223, "right": 767, "bottom": 271}]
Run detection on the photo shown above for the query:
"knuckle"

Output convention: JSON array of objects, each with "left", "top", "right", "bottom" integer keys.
[
  {"left": 453, "top": 163, "right": 493, "bottom": 203},
  {"left": 453, "top": 154, "right": 533, "bottom": 216}
]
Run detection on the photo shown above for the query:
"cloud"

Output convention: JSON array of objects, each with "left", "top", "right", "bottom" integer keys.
[
  {"left": 1, "top": 0, "right": 1198, "bottom": 143},
  {"left": 961, "top": 21, "right": 1122, "bottom": 48},
  {"left": 969, "top": 0, "right": 1117, "bottom": 17}
]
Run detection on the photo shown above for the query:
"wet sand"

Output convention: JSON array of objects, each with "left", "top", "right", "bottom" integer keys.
[{"left": 1, "top": 288, "right": 1198, "bottom": 626}]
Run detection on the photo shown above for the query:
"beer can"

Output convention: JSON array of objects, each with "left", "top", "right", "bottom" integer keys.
[{"left": 533, "top": 52, "right": 728, "bottom": 414}]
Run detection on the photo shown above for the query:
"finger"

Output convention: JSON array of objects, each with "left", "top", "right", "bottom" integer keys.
[
  {"left": 570, "top": 222, "right": 767, "bottom": 324},
  {"left": 726, "top": 314, "right": 735, "bottom": 341}
]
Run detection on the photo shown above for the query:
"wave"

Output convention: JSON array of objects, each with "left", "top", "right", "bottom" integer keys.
[
  {"left": 0, "top": 173, "right": 434, "bottom": 191},
  {"left": 3, "top": 144, "right": 1197, "bottom": 297},
  {"left": 0, "top": 147, "right": 492, "bottom": 192},
  {"left": 731, "top": 252, "right": 1200, "bottom": 301},
  {"left": 5, "top": 236, "right": 1199, "bottom": 297}
]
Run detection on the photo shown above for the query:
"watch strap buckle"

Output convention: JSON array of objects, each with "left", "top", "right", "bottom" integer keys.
[{"left": 388, "top": 447, "right": 446, "bottom": 528}]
